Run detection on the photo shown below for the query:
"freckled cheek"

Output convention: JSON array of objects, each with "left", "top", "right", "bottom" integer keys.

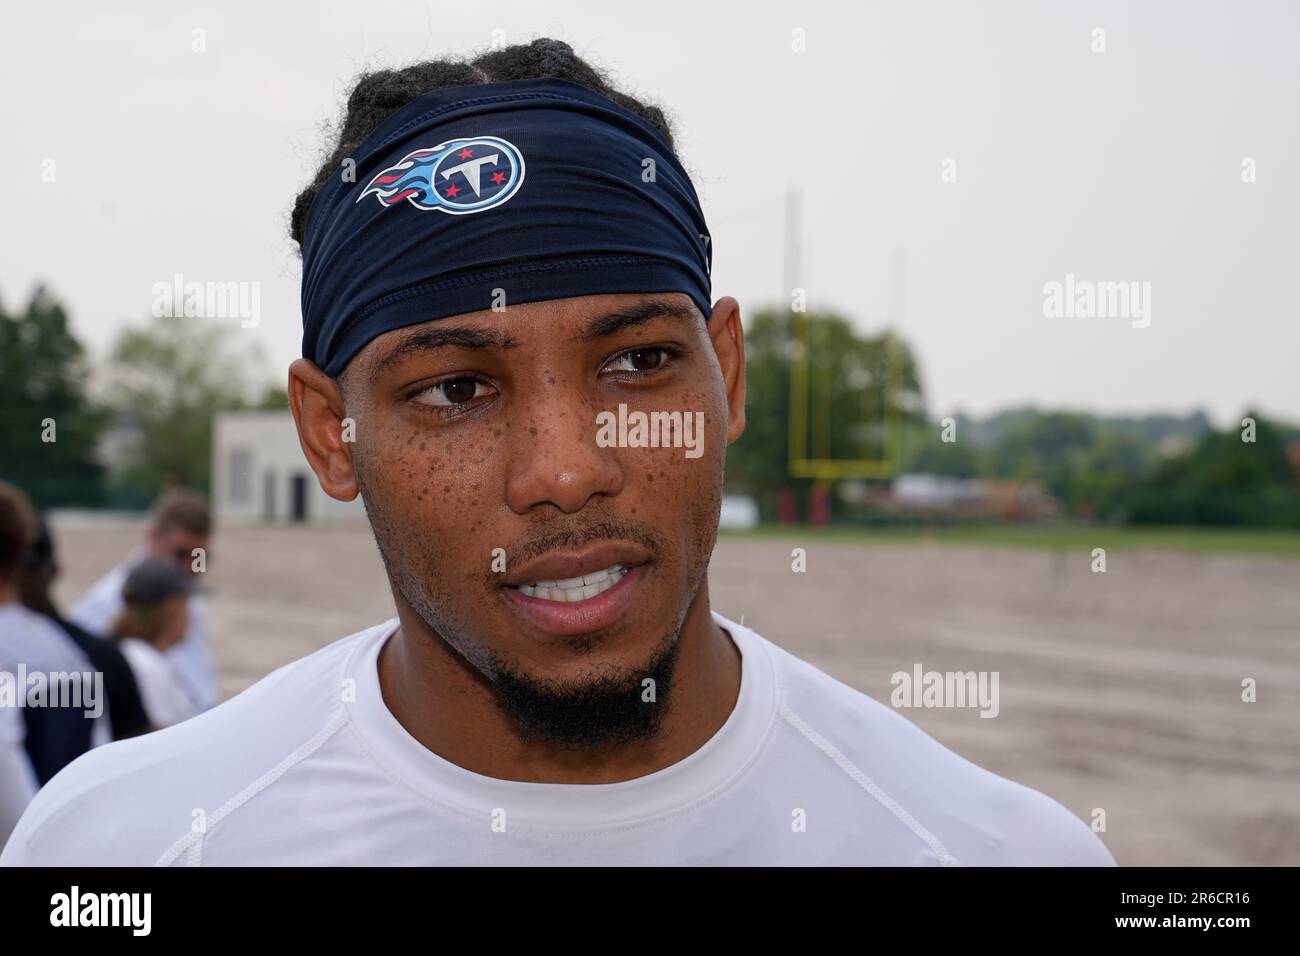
[
  {"left": 365, "top": 430, "right": 505, "bottom": 522},
  {"left": 631, "top": 391, "right": 726, "bottom": 495}
]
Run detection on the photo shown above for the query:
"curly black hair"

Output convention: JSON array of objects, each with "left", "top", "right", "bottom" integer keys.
[{"left": 288, "top": 38, "right": 677, "bottom": 250}]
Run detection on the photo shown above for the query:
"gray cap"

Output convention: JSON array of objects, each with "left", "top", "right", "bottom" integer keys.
[{"left": 122, "top": 558, "right": 200, "bottom": 605}]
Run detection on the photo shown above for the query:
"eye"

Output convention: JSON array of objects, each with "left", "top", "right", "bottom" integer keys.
[
  {"left": 603, "top": 346, "right": 677, "bottom": 374},
  {"left": 414, "top": 376, "right": 494, "bottom": 408}
]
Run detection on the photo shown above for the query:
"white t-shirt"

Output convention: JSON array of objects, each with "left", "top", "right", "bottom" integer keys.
[
  {"left": 0, "top": 690, "right": 38, "bottom": 851},
  {"left": 0, "top": 612, "right": 1115, "bottom": 866},
  {"left": 69, "top": 560, "right": 217, "bottom": 711},
  {"left": 117, "top": 639, "right": 197, "bottom": 729},
  {"left": 0, "top": 603, "right": 104, "bottom": 847}
]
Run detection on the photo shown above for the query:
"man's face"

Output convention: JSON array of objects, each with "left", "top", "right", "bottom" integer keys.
[
  {"left": 148, "top": 527, "right": 208, "bottom": 576},
  {"left": 332, "top": 292, "right": 740, "bottom": 711}
]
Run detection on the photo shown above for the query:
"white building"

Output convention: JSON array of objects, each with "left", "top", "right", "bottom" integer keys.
[
  {"left": 212, "top": 411, "right": 365, "bottom": 525},
  {"left": 891, "top": 473, "right": 981, "bottom": 509},
  {"left": 718, "top": 494, "right": 759, "bottom": 530}
]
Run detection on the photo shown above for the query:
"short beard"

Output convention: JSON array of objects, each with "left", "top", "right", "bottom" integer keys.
[{"left": 480, "top": 633, "right": 680, "bottom": 749}]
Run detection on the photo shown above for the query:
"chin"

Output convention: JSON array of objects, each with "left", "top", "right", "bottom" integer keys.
[{"left": 505, "top": 611, "right": 676, "bottom": 673}]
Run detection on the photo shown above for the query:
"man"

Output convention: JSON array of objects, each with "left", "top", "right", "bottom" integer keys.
[
  {"left": 2, "top": 39, "right": 1114, "bottom": 866},
  {"left": 108, "top": 560, "right": 200, "bottom": 730},
  {"left": 67, "top": 488, "right": 217, "bottom": 712},
  {"left": 20, "top": 516, "right": 152, "bottom": 742},
  {"left": 0, "top": 483, "right": 101, "bottom": 846}
]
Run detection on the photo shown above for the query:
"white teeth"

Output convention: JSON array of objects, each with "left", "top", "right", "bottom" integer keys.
[{"left": 517, "top": 564, "right": 628, "bottom": 602}]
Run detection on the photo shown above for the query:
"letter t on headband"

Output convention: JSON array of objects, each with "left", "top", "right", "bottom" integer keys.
[{"left": 300, "top": 77, "right": 713, "bottom": 377}]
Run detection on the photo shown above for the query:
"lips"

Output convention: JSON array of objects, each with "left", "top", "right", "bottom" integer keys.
[
  {"left": 503, "top": 564, "right": 646, "bottom": 636},
  {"left": 502, "top": 540, "right": 650, "bottom": 589},
  {"left": 501, "top": 541, "right": 650, "bottom": 636}
]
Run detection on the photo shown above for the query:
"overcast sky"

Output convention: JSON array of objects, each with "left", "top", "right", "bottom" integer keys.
[{"left": 2, "top": 0, "right": 1296, "bottom": 426}]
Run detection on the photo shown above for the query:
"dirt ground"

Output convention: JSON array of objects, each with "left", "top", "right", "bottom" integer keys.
[{"left": 47, "top": 515, "right": 1300, "bottom": 866}]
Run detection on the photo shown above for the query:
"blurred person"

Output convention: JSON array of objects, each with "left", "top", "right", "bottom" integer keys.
[
  {"left": 20, "top": 516, "right": 151, "bottom": 741},
  {"left": 68, "top": 488, "right": 217, "bottom": 712},
  {"left": 2, "top": 40, "right": 1114, "bottom": 866},
  {"left": 0, "top": 483, "right": 101, "bottom": 846},
  {"left": 108, "top": 560, "right": 199, "bottom": 730}
]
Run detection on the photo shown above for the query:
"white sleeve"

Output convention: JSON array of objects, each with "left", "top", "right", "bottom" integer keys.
[
  {"left": 151, "top": 679, "right": 197, "bottom": 728},
  {"left": 0, "top": 706, "right": 38, "bottom": 851},
  {"left": 123, "top": 643, "right": 195, "bottom": 728},
  {"left": 164, "top": 596, "right": 219, "bottom": 711}
]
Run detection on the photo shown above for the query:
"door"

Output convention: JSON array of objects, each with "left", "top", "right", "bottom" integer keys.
[{"left": 290, "top": 473, "right": 308, "bottom": 523}]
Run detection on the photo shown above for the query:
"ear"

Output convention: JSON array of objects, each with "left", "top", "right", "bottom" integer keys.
[
  {"left": 706, "top": 296, "right": 746, "bottom": 445},
  {"left": 288, "top": 358, "right": 359, "bottom": 501}
]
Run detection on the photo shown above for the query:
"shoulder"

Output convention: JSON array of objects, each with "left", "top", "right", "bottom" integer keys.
[
  {"left": 745, "top": 625, "right": 1115, "bottom": 866},
  {"left": 117, "top": 638, "right": 164, "bottom": 673},
  {"left": 0, "top": 606, "right": 89, "bottom": 673},
  {"left": 56, "top": 618, "right": 132, "bottom": 676},
  {"left": 0, "top": 620, "right": 394, "bottom": 866}
]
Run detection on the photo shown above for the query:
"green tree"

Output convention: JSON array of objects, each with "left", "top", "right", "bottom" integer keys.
[
  {"left": 987, "top": 412, "right": 1097, "bottom": 502},
  {"left": 0, "top": 287, "right": 106, "bottom": 507},
  {"left": 1069, "top": 428, "right": 1155, "bottom": 519},
  {"left": 102, "top": 315, "right": 269, "bottom": 495},
  {"left": 1125, "top": 411, "right": 1300, "bottom": 526},
  {"left": 725, "top": 307, "right": 925, "bottom": 515},
  {"left": 257, "top": 384, "right": 290, "bottom": 409},
  {"left": 903, "top": 431, "right": 983, "bottom": 478}
]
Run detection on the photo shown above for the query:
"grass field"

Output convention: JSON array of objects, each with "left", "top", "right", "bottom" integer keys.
[{"left": 725, "top": 523, "right": 1300, "bottom": 558}]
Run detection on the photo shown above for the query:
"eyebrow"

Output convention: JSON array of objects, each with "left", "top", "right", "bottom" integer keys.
[
  {"left": 368, "top": 326, "right": 519, "bottom": 385},
  {"left": 578, "top": 299, "right": 701, "bottom": 342},
  {"left": 367, "top": 298, "right": 701, "bottom": 385}
]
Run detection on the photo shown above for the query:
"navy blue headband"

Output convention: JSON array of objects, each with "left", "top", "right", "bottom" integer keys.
[{"left": 300, "top": 77, "right": 713, "bottom": 377}]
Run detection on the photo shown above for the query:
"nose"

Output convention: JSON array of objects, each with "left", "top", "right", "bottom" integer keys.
[{"left": 504, "top": 393, "right": 624, "bottom": 515}]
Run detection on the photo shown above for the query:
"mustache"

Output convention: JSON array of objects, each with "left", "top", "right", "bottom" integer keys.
[{"left": 501, "top": 518, "right": 661, "bottom": 570}]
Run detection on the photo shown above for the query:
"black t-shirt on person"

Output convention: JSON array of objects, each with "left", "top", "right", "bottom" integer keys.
[{"left": 53, "top": 615, "right": 151, "bottom": 741}]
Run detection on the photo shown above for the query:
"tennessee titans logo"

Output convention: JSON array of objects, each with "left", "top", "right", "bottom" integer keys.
[{"left": 357, "top": 136, "right": 525, "bottom": 215}]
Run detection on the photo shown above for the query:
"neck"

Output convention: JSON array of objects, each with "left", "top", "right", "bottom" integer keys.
[
  {"left": 0, "top": 581, "right": 18, "bottom": 605},
  {"left": 379, "top": 583, "right": 741, "bottom": 784}
]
